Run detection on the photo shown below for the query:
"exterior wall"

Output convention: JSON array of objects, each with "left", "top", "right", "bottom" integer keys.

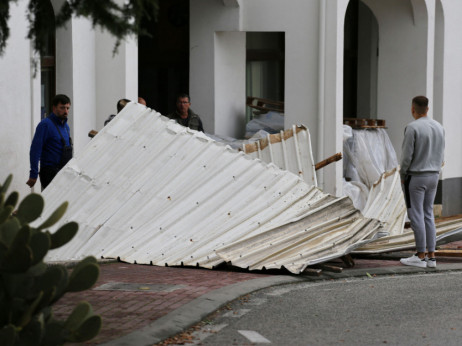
[
  {"left": 190, "top": 0, "right": 345, "bottom": 194},
  {"left": 190, "top": 0, "right": 462, "bottom": 211},
  {"left": 214, "top": 31, "right": 246, "bottom": 138},
  {"left": 363, "top": 0, "right": 429, "bottom": 159},
  {"left": 2, "top": 0, "right": 462, "bottom": 214},
  {"left": 96, "top": 31, "right": 138, "bottom": 130},
  {"left": 57, "top": 17, "right": 97, "bottom": 153},
  {"left": 190, "top": 0, "right": 241, "bottom": 134},
  {"left": 439, "top": 0, "right": 462, "bottom": 180},
  {"left": 0, "top": 1, "right": 37, "bottom": 197},
  {"left": 322, "top": 0, "right": 349, "bottom": 195},
  {"left": 0, "top": 0, "right": 137, "bottom": 197},
  {"left": 438, "top": 0, "right": 462, "bottom": 215}
]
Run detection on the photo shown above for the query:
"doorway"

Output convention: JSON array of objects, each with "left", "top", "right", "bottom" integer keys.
[
  {"left": 138, "top": 0, "right": 189, "bottom": 115},
  {"left": 343, "top": 0, "right": 378, "bottom": 119}
]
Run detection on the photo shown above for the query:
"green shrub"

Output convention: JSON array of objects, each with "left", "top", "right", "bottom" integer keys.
[{"left": 0, "top": 175, "right": 102, "bottom": 345}]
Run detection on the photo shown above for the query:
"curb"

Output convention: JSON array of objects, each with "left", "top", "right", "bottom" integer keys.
[
  {"left": 102, "top": 261, "right": 462, "bottom": 346},
  {"left": 101, "top": 275, "right": 303, "bottom": 346}
]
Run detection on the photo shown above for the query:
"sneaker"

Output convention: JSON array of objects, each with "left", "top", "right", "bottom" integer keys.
[
  {"left": 400, "top": 254, "right": 427, "bottom": 268},
  {"left": 426, "top": 257, "right": 437, "bottom": 268}
]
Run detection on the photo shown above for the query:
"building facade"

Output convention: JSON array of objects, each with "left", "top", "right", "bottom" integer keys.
[{"left": 1, "top": 0, "right": 461, "bottom": 215}]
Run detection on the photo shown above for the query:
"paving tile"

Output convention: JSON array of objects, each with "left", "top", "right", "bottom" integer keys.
[{"left": 51, "top": 249, "right": 462, "bottom": 345}]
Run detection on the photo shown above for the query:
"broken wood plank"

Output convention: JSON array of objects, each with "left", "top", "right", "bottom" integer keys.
[
  {"left": 434, "top": 249, "right": 462, "bottom": 258},
  {"left": 303, "top": 268, "right": 322, "bottom": 276},
  {"left": 311, "top": 263, "right": 343, "bottom": 273},
  {"left": 315, "top": 152, "right": 342, "bottom": 171},
  {"left": 340, "top": 255, "right": 355, "bottom": 268}
]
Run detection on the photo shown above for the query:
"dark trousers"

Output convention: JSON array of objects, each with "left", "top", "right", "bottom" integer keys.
[{"left": 39, "top": 166, "right": 60, "bottom": 190}]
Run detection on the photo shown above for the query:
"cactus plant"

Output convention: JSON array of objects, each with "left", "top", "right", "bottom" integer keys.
[{"left": 0, "top": 174, "right": 102, "bottom": 345}]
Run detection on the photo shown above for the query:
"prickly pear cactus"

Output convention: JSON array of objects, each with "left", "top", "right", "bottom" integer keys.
[{"left": 0, "top": 175, "right": 102, "bottom": 345}]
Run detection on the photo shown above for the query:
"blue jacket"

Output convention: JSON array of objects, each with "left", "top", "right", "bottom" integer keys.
[{"left": 29, "top": 113, "right": 72, "bottom": 179}]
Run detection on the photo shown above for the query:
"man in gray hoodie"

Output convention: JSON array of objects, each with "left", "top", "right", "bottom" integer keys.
[{"left": 400, "top": 96, "right": 445, "bottom": 268}]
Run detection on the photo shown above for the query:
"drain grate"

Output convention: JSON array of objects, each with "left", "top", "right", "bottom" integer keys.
[{"left": 93, "top": 282, "right": 187, "bottom": 292}]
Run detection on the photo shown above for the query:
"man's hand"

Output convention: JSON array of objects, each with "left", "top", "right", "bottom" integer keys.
[{"left": 26, "top": 178, "right": 37, "bottom": 188}]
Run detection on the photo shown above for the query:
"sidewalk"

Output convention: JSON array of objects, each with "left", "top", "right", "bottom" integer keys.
[{"left": 52, "top": 241, "right": 462, "bottom": 345}]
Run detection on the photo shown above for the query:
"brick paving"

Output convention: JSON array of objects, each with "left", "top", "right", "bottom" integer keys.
[
  {"left": 51, "top": 240, "right": 462, "bottom": 345},
  {"left": 52, "top": 263, "right": 270, "bottom": 345}
]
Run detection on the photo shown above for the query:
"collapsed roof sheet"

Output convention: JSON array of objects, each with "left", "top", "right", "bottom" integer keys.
[
  {"left": 354, "top": 217, "right": 462, "bottom": 254},
  {"left": 243, "top": 126, "right": 317, "bottom": 186},
  {"left": 355, "top": 167, "right": 462, "bottom": 253},
  {"left": 41, "top": 103, "right": 381, "bottom": 273},
  {"left": 362, "top": 167, "right": 406, "bottom": 237}
]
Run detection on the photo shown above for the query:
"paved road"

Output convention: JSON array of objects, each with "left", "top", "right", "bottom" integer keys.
[{"left": 168, "top": 271, "right": 462, "bottom": 345}]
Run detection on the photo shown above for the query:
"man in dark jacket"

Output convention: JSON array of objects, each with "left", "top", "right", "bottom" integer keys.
[
  {"left": 27, "top": 94, "right": 73, "bottom": 190},
  {"left": 167, "top": 93, "right": 204, "bottom": 132}
]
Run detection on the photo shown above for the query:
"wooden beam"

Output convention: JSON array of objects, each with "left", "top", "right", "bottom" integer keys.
[
  {"left": 434, "top": 249, "right": 462, "bottom": 258},
  {"left": 315, "top": 152, "right": 342, "bottom": 171},
  {"left": 303, "top": 267, "right": 322, "bottom": 276},
  {"left": 341, "top": 255, "right": 355, "bottom": 268},
  {"left": 311, "top": 263, "right": 343, "bottom": 273}
]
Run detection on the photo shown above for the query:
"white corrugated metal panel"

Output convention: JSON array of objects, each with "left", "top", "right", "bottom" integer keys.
[
  {"left": 353, "top": 218, "right": 462, "bottom": 254},
  {"left": 39, "top": 103, "right": 382, "bottom": 273},
  {"left": 355, "top": 168, "right": 462, "bottom": 253},
  {"left": 243, "top": 126, "right": 317, "bottom": 186},
  {"left": 216, "top": 197, "right": 382, "bottom": 272},
  {"left": 362, "top": 167, "right": 406, "bottom": 237}
]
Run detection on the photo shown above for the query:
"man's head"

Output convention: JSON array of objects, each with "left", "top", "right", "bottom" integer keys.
[
  {"left": 52, "top": 94, "right": 71, "bottom": 120},
  {"left": 175, "top": 93, "right": 191, "bottom": 117},
  {"left": 412, "top": 96, "right": 429, "bottom": 119},
  {"left": 117, "top": 99, "right": 131, "bottom": 113},
  {"left": 138, "top": 97, "right": 146, "bottom": 106}
]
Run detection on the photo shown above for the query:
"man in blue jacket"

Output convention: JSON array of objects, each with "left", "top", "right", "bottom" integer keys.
[{"left": 27, "top": 94, "right": 73, "bottom": 190}]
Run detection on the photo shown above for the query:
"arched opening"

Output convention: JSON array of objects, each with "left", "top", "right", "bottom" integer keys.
[
  {"left": 343, "top": 0, "right": 378, "bottom": 119},
  {"left": 40, "top": 0, "right": 56, "bottom": 119},
  {"left": 138, "top": 0, "right": 189, "bottom": 115}
]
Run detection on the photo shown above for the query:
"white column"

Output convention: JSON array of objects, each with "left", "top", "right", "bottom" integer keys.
[
  {"left": 214, "top": 31, "right": 246, "bottom": 138},
  {"left": 95, "top": 31, "right": 138, "bottom": 130},
  {"left": 320, "top": 0, "right": 349, "bottom": 196}
]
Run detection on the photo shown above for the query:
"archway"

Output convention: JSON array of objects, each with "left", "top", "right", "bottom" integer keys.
[
  {"left": 343, "top": 0, "right": 378, "bottom": 119},
  {"left": 138, "top": 0, "right": 190, "bottom": 115}
]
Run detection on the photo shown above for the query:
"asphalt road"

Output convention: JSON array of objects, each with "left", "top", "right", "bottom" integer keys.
[{"left": 172, "top": 271, "right": 462, "bottom": 345}]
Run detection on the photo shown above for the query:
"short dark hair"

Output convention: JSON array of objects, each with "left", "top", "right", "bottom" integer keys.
[
  {"left": 412, "top": 96, "right": 429, "bottom": 115},
  {"left": 176, "top": 93, "right": 190, "bottom": 103},
  {"left": 52, "top": 94, "right": 71, "bottom": 106},
  {"left": 117, "top": 98, "right": 131, "bottom": 113}
]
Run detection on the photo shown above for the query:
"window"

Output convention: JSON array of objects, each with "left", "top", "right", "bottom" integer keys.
[{"left": 246, "top": 32, "right": 285, "bottom": 122}]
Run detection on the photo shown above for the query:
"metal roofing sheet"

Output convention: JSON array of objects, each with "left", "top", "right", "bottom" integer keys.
[
  {"left": 362, "top": 167, "right": 406, "bottom": 237},
  {"left": 40, "top": 103, "right": 383, "bottom": 273},
  {"left": 243, "top": 126, "right": 317, "bottom": 186},
  {"left": 353, "top": 218, "right": 462, "bottom": 254},
  {"left": 355, "top": 168, "right": 462, "bottom": 253}
]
